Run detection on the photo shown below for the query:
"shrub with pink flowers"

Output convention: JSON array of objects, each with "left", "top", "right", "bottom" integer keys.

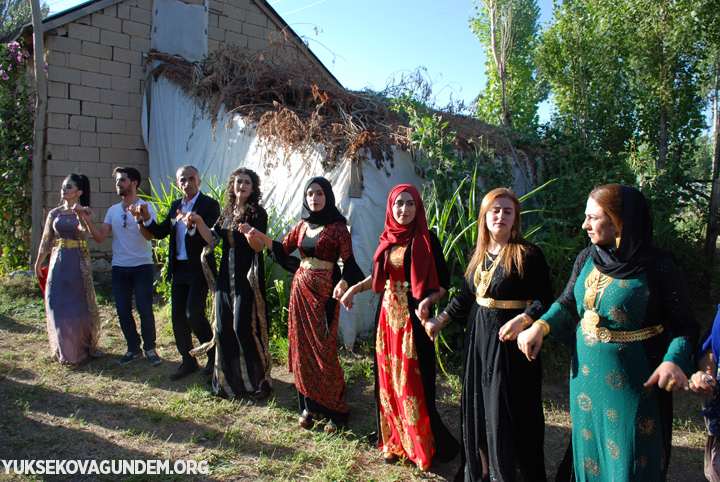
[{"left": 0, "top": 40, "right": 34, "bottom": 273}]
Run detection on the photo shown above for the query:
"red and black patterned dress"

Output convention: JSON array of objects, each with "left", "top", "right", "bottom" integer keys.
[{"left": 272, "top": 220, "right": 364, "bottom": 424}]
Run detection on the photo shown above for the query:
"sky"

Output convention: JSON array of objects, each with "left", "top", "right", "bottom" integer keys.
[{"left": 46, "top": 0, "right": 557, "bottom": 119}]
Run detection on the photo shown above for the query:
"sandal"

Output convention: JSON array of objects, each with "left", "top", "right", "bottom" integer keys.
[
  {"left": 252, "top": 383, "right": 271, "bottom": 400},
  {"left": 324, "top": 419, "right": 339, "bottom": 434},
  {"left": 383, "top": 453, "right": 399, "bottom": 464},
  {"left": 298, "top": 410, "right": 314, "bottom": 429}
]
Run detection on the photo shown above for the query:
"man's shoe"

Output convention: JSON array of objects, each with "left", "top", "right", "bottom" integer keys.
[
  {"left": 118, "top": 350, "right": 142, "bottom": 365},
  {"left": 145, "top": 349, "right": 162, "bottom": 366},
  {"left": 169, "top": 360, "right": 199, "bottom": 381}
]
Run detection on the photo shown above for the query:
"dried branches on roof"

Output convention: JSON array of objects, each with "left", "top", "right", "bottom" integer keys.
[
  {"left": 147, "top": 31, "right": 409, "bottom": 172},
  {"left": 146, "top": 30, "right": 513, "bottom": 172}
]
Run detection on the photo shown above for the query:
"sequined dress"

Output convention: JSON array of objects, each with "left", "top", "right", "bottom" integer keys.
[
  {"left": 374, "top": 235, "right": 459, "bottom": 469},
  {"left": 39, "top": 208, "right": 101, "bottom": 364},
  {"left": 377, "top": 243, "right": 435, "bottom": 469},
  {"left": 543, "top": 247, "right": 697, "bottom": 482}
]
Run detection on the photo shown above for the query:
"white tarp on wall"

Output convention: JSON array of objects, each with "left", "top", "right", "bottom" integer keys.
[{"left": 142, "top": 77, "right": 422, "bottom": 345}]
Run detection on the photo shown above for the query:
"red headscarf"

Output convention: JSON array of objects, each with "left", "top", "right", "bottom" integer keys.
[{"left": 372, "top": 184, "right": 438, "bottom": 299}]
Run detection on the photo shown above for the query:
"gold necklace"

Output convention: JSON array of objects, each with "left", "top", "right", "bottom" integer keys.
[
  {"left": 474, "top": 246, "right": 505, "bottom": 297},
  {"left": 584, "top": 268, "right": 613, "bottom": 310}
]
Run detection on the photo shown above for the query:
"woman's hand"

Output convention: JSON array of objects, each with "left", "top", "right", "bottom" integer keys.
[
  {"left": 34, "top": 260, "right": 43, "bottom": 279},
  {"left": 415, "top": 297, "right": 433, "bottom": 321},
  {"left": 71, "top": 203, "right": 90, "bottom": 216},
  {"left": 422, "top": 317, "right": 442, "bottom": 341},
  {"left": 78, "top": 206, "right": 94, "bottom": 221},
  {"left": 644, "top": 361, "right": 690, "bottom": 392},
  {"left": 689, "top": 370, "right": 717, "bottom": 394},
  {"left": 499, "top": 316, "right": 525, "bottom": 342},
  {"left": 340, "top": 284, "right": 359, "bottom": 311},
  {"left": 333, "top": 280, "right": 348, "bottom": 300},
  {"left": 516, "top": 323, "right": 544, "bottom": 361}
]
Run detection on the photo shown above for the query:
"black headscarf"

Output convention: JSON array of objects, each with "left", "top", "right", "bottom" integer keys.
[
  {"left": 591, "top": 185, "right": 662, "bottom": 279},
  {"left": 301, "top": 176, "right": 347, "bottom": 228}
]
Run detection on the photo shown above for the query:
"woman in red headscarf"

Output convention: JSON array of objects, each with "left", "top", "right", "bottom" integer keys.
[{"left": 341, "top": 184, "right": 459, "bottom": 470}]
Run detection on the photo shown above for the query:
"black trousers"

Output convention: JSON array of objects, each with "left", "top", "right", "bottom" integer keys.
[{"left": 171, "top": 260, "right": 213, "bottom": 363}]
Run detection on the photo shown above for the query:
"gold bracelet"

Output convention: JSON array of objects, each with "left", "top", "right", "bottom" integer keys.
[
  {"left": 520, "top": 313, "right": 533, "bottom": 329},
  {"left": 339, "top": 279, "right": 348, "bottom": 291},
  {"left": 534, "top": 319, "right": 550, "bottom": 337},
  {"left": 355, "top": 281, "right": 365, "bottom": 293},
  {"left": 437, "top": 312, "right": 450, "bottom": 329}
]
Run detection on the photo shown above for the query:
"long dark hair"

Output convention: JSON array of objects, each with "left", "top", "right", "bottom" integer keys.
[
  {"left": 65, "top": 173, "right": 91, "bottom": 207},
  {"left": 221, "top": 167, "right": 262, "bottom": 226}
]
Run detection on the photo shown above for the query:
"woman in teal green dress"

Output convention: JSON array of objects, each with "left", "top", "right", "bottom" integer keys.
[{"left": 517, "top": 184, "right": 698, "bottom": 481}]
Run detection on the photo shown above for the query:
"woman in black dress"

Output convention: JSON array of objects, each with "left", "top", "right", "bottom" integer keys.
[
  {"left": 425, "top": 188, "right": 553, "bottom": 482},
  {"left": 184, "top": 167, "right": 271, "bottom": 398}
]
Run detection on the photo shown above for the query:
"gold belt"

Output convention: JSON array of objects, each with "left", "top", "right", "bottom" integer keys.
[
  {"left": 54, "top": 239, "right": 88, "bottom": 250},
  {"left": 581, "top": 310, "right": 664, "bottom": 343},
  {"left": 299, "top": 257, "right": 334, "bottom": 270},
  {"left": 385, "top": 279, "right": 410, "bottom": 293},
  {"left": 476, "top": 296, "right": 531, "bottom": 310}
]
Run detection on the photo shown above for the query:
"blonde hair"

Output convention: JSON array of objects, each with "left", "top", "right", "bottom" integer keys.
[{"left": 464, "top": 188, "right": 528, "bottom": 282}]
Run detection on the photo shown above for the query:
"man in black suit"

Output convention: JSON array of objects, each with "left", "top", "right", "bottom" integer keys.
[{"left": 134, "top": 165, "right": 220, "bottom": 380}]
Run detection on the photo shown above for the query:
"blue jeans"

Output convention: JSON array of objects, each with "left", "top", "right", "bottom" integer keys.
[{"left": 112, "top": 264, "right": 156, "bottom": 352}]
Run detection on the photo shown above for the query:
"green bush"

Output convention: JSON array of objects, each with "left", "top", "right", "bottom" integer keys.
[{"left": 0, "top": 40, "right": 34, "bottom": 273}]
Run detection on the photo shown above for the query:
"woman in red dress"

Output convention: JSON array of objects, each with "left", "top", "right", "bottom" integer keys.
[
  {"left": 341, "top": 184, "right": 459, "bottom": 469},
  {"left": 245, "top": 177, "right": 364, "bottom": 432}
]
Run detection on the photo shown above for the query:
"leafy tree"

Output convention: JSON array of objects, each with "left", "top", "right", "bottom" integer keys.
[
  {"left": 537, "top": 0, "right": 708, "bottom": 169},
  {"left": 470, "top": 0, "right": 545, "bottom": 130},
  {"left": 0, "top": 0, "right": 48, "bottom": 43},
  {"left": 536, "top": 0, "right": 637, "bottom": 153}
]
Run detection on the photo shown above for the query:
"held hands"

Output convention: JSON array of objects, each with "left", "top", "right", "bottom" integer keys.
[
  {"left": 74, "top": 204, "right": 93, "bottom": 221},
  {"left": 340, "top": 285, "right": 359, "bottom": 311},
  {"left": 516, "top": 323, "right": 544, "bottom": 362},
  {"left": 689, "top": 371, "right": 717, "bottom": 394},
  {"left": 498, "top": 316, "right": 525, "bottom": 342},
  {"left": 130, "top": 203, "right": 150, "bottom": 223},
  {"left": 415, "top": 297, "right": 433, "bottom": 320},
  {"left": 71, "top": 203, "right": 91, "bottom": 216},
  {"left": 644, "top": 361, "right": 690, "bottom": 392},
  {"left": 333, "top": 280, "right": 348, "bottom": 301},
  {"left": 178, "top": 211, "right": 201, "bottom": 229},
  {"left": 422, "top": 317, "right": 442, "bottom": 342}
]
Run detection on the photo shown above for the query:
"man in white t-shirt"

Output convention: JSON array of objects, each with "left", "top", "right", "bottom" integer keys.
[{"left": 83, "top": 167, "right": 161, "bottom": 366}]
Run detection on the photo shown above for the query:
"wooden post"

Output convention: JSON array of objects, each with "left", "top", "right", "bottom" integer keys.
[{"left": 29, "top": 0, "right": 47, "bottom": 265}]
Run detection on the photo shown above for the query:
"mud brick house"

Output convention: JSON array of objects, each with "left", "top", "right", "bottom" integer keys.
[{"left": 20, "top": 0, "right": 336, "bottom": 259}]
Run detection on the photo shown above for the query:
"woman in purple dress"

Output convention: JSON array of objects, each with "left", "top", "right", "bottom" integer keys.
[{"left": 35, "top": 174, "right": 101, "bottom": 364}]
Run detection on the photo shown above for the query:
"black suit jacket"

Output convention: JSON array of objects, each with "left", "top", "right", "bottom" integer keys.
[{"left": 145, "top": 192, "right": 220, "bottom": 286}]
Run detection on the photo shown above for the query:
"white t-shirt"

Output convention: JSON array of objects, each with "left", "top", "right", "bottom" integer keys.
[{"left": 104, "top": 200, "right": 157, "bottom": 267}]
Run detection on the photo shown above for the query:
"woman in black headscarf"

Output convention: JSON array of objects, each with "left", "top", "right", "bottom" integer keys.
[
  {"left": 517, "top": 184, "right": 699, "bottom": 482},
  {"left": 245, "top": 176, "right": 364, "bottom": 432}
]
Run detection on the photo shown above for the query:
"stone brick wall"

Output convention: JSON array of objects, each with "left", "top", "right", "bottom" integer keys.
[{"left": 41, "top": 0, "right": 283, "bottom": 259}]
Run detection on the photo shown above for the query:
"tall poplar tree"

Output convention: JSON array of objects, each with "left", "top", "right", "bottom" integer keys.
[{"left": 470, "top": 0, "right": 544, "bottom": 130}]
